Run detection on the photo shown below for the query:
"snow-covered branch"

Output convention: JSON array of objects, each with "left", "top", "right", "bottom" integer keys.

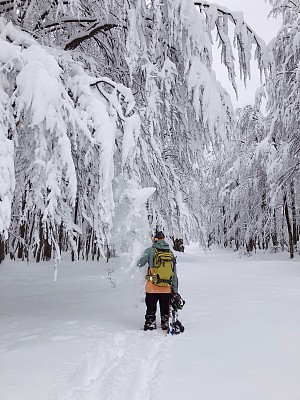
[
  {"left": 194, "top": 1, "right": 264, "bottom": 47},
  {"left": 64, "top": 22, "right": 122, "bottom": 50},
  {"left": 0, "top": 0, "right": 13, "bottom": 12},
  {"left": 194, "top": 1, "right": 268, "bottom": 86},
  {"left": 0, "top": 16, "right": 143, "bottom": 262}
]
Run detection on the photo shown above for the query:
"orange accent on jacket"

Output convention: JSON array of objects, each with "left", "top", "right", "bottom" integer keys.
[{"left": 145, "top": 267, "right": 172, "bottom": 293}]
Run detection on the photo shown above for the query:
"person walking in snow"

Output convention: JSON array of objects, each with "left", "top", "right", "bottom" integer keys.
[{"left": 137, "top": 231, "right": 178, "bottom": 331}]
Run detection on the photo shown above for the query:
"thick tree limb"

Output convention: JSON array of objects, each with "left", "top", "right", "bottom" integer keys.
[{"left": 64, "top": 22, "right": 121, "bottom": 51}]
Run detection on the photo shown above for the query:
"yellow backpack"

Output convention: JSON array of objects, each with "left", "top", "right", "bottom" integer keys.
[{"left": 146, "top": 247, "right": 175, "bottom": 287}]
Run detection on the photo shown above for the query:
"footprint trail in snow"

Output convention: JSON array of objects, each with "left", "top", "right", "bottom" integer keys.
[{"left": 50, "top": 329, "right": 169, "bottom": 400}]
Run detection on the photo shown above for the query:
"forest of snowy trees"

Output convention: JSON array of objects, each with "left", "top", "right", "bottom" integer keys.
[{"left": 0, "top": 0, "right": 299, "bottom": 263}]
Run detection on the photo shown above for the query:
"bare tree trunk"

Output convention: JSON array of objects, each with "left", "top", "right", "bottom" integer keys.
[
  {"left": 28, "top": 213, "right": 36, "bottom": 260},
  {"left": 77, "top": 236, "right": 81, "bottom": 260},
  {"left": 222, "top": 206, "right": 228, "bottom": 247},
  {"left": 71, "top": 196, "right": 79, "bottom": 262},
  {"left": 271, "top": 209, "right": 279, "bottom": 247},
  {"left": 290, "top": 181, "right": 298, "bottom": 249},
  {"left": 43, "top": 224, "right": 52, "bottom": 261},
  {"left": 86, "top": 228, "right": 92, "bottom": 261},
  {"left": 58, "top": 221, "right": 64, "bottom": 255},
  {"left": 0, "top": 234, "right": 5, "bottom": 263},
  {"left": 17, "top": 222, "right": 26, "bottom": 259},
  {"left": 91, "top": 230, "right": 96, "bottom": 261},
  {"left": 36, "top": 216, "right": 43, "bottom": 263},
  {"left": 284, "top": 193, "right": 294, "bottom": 259},
  {"left": 261, "top": 189, "right": 267, "bottom": 250}
]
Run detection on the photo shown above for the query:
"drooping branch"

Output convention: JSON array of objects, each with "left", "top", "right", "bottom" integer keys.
[
  {"left": 90, "top": 77, "right": 136, "bottom": 119},
  {"left": 64, "top": 22, "right": 122, "bottom": 51},
  {"left": 194, "top": 1, "right": 262, "bottom": 48},
  {"left": 194, "top": 1, "right": 268, "bottom": 87},
  {"left": 0, "top": 0, "right": 13, "bottom": 12}
]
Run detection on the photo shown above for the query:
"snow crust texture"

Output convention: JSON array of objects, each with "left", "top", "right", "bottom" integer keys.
[
  {"left": 1, "top": 246, "right": 300, "bottom": 400},
  {"left": 50, "top": 331, "right": 168, "bottom": 400}
]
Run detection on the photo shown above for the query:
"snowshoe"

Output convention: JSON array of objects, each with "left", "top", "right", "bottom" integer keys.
[{"left": 168, "top": 293, "right": 185, "bottom": 335}]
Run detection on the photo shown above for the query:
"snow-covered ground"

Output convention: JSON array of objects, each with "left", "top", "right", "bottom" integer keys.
[{"left": 1, "top": 245, "right": 300, "bottom": 400}]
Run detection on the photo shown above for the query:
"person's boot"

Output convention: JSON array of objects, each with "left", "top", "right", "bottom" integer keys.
[
  {"left": 144, "top": 314, "right": 156, "bottom": 331},
  {"left": 161, "top": 314, "right": 169, "bottom": 330}
]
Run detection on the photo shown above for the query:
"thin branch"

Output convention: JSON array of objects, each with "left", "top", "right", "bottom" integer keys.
[
  {"left": 37, "top": 17, "right": 99, "bottom": 31},
  {"left": 0, "top": 0, "right": 13, "bottom": 12},
  {"left": 0, "top": 0, "right": 13, "bottom": 5},
  {"left": 194, "top": 1, "right": 264, "bottom": 49}
]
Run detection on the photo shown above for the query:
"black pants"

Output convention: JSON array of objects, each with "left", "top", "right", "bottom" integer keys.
[{"left": 145, "top": 293, "right": 170, "bottom": 327}]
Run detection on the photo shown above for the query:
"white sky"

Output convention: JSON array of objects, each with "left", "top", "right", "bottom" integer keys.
[{"left": 210, "top": 0, "right": 282, "bottom": 108}]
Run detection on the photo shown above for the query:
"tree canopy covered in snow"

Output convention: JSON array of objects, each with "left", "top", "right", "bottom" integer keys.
[
  {"left": 0, "top": 0, "right": 299, "bottom": 262},
  {"left": 210, "top": 0, "right": 300, "bottom": 258}
]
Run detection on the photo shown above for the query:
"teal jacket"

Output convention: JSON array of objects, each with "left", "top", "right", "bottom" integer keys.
[{"left": 137, "top": 240, "right": 178, "bottom": 293}]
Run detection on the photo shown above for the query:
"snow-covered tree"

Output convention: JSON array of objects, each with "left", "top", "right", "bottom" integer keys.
[
  {"left": 263, "top": 0, "right": 300, "bottom": 257},
  {"left": 207, "top": 0, "right": 300, "bottom": 258},
  {"left": 0, "top": 18, "right": 140, "bottom": 262},
  {"left": 266, "top": 0, "right": 300, "bottom": 181},
  {"left": 0, "top": 1, "right": 267, "bottom": 262}
]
